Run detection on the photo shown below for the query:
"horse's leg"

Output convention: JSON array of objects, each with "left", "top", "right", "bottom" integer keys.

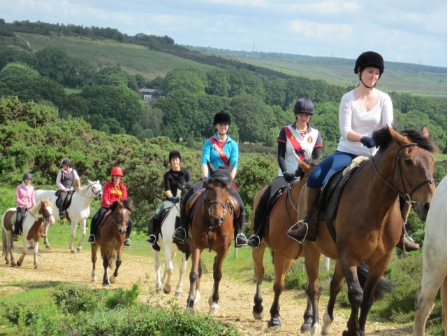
[
  {"left": 175, "top": 254, "right": 188, "bottom": 297},
  {"left": 154, "top": 249, "right": 163, "bottom": 294},
  {"left": 208, "top": 248, "right": 228, "bottom": 316},
  {"left": 322, "top": 261, "right": 344, "bottom": 335},
  {"left": 194, "top": 256, "right": 202, "bottom": 306},
  {"left": 43, "top": 222, "right": 51, "bottom": 249},
  {"left": 69, "top": 221, "right": 77, "bottom": 253},
  {"left": 252, "top": 243, "right": 266, "bottom": 320},
  {"left": 267, "top": 252, "right": 293, "bottom": 328},
  {"left": 186, "top": 247, "right": 201, "bottom": 313},
  {"left": 16, "top": 238, "right": 28, "bottom": 267},
  {"left": 163, "top": 245, "right": 175, "bottom": 294},
  {"left": 33, "top": 241, "right": 39, "bottom": 269},
  {"left": 110, "top": 248, "right": 122, "bottom": 284},
  {"left": 77, "top": 218, "right": 87, "bottom": 253},
  {"left": 442, "top": 276, "right": 447, "bottom": 336},
  {"left": 101, "top": 248, "right": 110, "bottom": 286},
  {"left": 304, "top": 243, "right": 322, "bottom": 336},
  {"left": 91, "top": 243, "right": 99, "bottom": 282},
  {"left": 413, "top": 266, "right": 446, "bottom": 336}
]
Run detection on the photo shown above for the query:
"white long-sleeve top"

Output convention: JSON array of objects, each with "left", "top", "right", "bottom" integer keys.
[{"left": 337, "top": 89, "right": 394, "bottom": 157}]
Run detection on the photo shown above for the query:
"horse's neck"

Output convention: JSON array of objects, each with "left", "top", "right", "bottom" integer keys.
[
  {"left": 75, "top": 185, "right": 94, "bottom": 205},
  {"left": 28, "top": 205, "right": 42, "bottom": 218}
]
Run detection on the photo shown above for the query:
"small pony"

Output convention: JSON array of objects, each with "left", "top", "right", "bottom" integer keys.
[
  {"left": 2, "top": 199, "right": 55, "bottom": 268},
  {"left": 91, "top": 200, "right": 133, "bottom": 286}
]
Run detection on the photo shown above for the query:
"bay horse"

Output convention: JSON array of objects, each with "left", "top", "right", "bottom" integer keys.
[
  {"left": 2, "top": 199, "right": 55, "bottom": 268},
  {"left": 185, "top": 163, "right": 236, "bottom": 315},
  {"left": 300, "top": 126, "right": 437, "bottom": 336},
  {"left": 35, "top": 180, "right": 103, "bottom": 252},
  {"left": 153, "top": 182, "right": 191, "bottom": 296},
  {"left": 413, "top": 175, "right": 447, "bottom": 336},
  {"left": 91, "top": 200, "right": 133, "bottom": 286}
]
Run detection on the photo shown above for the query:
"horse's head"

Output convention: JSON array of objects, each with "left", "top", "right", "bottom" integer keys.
[
  {"left": 109, "top": 200, "right": 133, "bottom": 235},
  {"left": 87, "top": 179, "right": 103, "bottom": 200},
  {"left": 176, "top": 181, "right": 193, "bottom": 200},
  {"left": 373, "top": 126, "right": 438, "bottom": 220},
  {"left": 203, "top": 163, "right": 233, "bottom": 227},
  {"left": 39, "top": 199, "right": 55, "bottom": 225}
]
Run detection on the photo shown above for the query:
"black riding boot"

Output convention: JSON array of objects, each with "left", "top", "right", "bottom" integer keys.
[
  {"left": 247, "top": 207, "right": 267, "bottom": 248},
  {"left": 234, "top": 212, "right": 248, "bottom": 247},
  {"left": 146, "top": 217, "right": 159, "bottom": 245},
  {"left": 173, "top": 203, "right": 188, "bottom": 243},
  {"left": 88, "top": 219, "right": 97, "bottom": 244},
  {"left": 124, "top": 219, "right": 133, "bottom": 247}
]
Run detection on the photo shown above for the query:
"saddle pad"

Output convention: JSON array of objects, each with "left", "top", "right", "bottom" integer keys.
[
  {"left": 97, "top": 210, "right": 112, "bottom": 231},
  {"left": 186, "top": 189, "right": 205, "bottom": 215},
  {"left": 227, "top": 194, "right": 240, "bottom": 218}
]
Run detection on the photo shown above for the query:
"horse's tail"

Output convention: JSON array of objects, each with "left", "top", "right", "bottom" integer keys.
[
  {"left": 357, "top": 262, "right": 396, "bottom": 299},
  {"left": 2, "top": 227, "right": 6, "bottom": 256}
]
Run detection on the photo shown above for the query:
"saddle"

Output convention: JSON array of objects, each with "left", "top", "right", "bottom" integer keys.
[
  {"left": 319, "top": 156, "right": 369, "bottom": 242},
  {"left": 55, "top": 190, "right": 75, "bottom": 212},
  {"left": 97, "top": 210, "right": 112, "bottom": 232}
]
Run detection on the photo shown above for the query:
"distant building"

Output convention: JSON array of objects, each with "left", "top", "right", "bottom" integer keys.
[{"left": 139, "top": 88, "right": 165, "bottom": 104}]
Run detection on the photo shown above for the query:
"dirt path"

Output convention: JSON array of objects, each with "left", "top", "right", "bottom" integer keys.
[{"left": 0, "top": 245, "right": 410, "bottom": 335}]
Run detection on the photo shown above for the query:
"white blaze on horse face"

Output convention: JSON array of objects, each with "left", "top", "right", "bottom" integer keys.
[{"left": 46, "top": 205, "right": 55, "bottom": 225}]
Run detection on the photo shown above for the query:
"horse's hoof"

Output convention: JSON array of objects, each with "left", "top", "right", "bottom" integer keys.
[
  {"left": 34, "top": 265, "right": 39, "bottom": 269},
  {"left": 209, "top": 306, "right": 220, "bottom": 316},
  {"left": 252, "top": 309, "right": 264, "bottom": 320},
  {"left": 164, "top": 285, "right": 171, "bottom": 294},
  {"left": 184, "top": 307, "right": 194, "bottom": 314},
  {"left": 102, "top": 283, "right": 109, "bottom": 287},
  {"left": 301, "top": 323, "right": 312, "bottom": 333},
  {"left": 70, "top": 250, "right": 76, "bottom": 254},
  {"left": 77, "top": 248, "right": 82, "bottom": 253},
  {"left": 174, "top": 291, "right": 182, "bottom": 297},
  {"left": 311, "top": 324, "right": 322, "bottom": 336},
  {"left": 268, "top": 316, "right": 282, "bottom": 328},
  {"left": 109, "top": 276, "right": 116, "bottom": 284},
  {"left": 156, "top": 288, "right": 162, "bottom": 294},
  {"left": 45, "top": 245, "right": 52, "bottom": 249}
]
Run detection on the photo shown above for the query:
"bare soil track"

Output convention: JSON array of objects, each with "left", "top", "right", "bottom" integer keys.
[{"left": 0, "top": 245, "right": 411, "bottom": 335}]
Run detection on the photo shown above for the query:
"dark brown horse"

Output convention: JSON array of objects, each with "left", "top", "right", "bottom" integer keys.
[
  {"left": 185, "top": 163, "right": 236, "bottom": 315},
  {"left": 301, "top": 127, "right": 437, "bottom": 336},
  {"left": 251, "top": 159, "right": 319, "bottom": 331},
  {"left": 91, "top": 200, "right": 133, "bottom": 286}
]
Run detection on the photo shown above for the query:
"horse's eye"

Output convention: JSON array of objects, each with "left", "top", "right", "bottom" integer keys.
[{"left": 404, "top": 158, "right": 413, "bottom": 166}]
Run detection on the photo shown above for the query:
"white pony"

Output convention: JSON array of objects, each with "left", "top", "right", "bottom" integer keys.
[
  {"left": 413, "top": 176, "right": 447, "bottom": 336},
  {"left": 35, "top": 180, "right": 102, "bottom": 253},
  {"left": 153, "top": 183, "right": 191, "bottom": 296},
  {"left": 2, "top": 199, "right": 55, "bottom": 268}
]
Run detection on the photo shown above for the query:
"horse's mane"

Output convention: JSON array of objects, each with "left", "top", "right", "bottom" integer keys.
[
  {"left": 110, "top": 200, "right": 133, "bottom": 212},
  {"left": 209, "top": 164, "right": 233, "bottom": 186},
  {"left": 372, "top": 127, "right": 439, "bottom": 153},
  {"left": 296, "top": 158, "right": 322, "bottom": 179}
]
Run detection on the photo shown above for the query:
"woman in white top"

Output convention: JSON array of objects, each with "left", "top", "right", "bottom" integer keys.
[
  {"left": 247, "top": 98, "right": 322, "bottom": 247},
  {"left": 287, "top": 51, "right": 418, "bottom": 251}
]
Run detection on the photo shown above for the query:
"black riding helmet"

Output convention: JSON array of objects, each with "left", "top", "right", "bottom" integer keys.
[
  {"left": 61, "top": 158, "right": 72, "bottom": 167},
  {"left": 354, "top": 51, "right": 385, "bottom": 76},
  {"left": 294, "top": 98, "right": 314, "bottom": 115},
  {"left": 23, "top": 173, "right": 32, "bottom": 181},
  {"left": 169, "top": 150, "right": 182, "bottom": 161},
  {"left": 213, "top": 110, "right": 231, "bottom": 125}
]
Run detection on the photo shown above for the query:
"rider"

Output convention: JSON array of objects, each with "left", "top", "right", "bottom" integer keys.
[
  {"left": 88, "top": 166, "right": 134, "bottom": 247},
  {"left": 173, "top": 110, "right": 248, "bottom": 247},
  {"left": 56, "top": 158, "right": 81, "bottom": 219},
  {"left": 247, "top": 98, "right": 322, "bottom": 247},
  {"left": 146, "top": 150, "right": 192, "bottom": 247},
  {"left": 286, "top": 51, "right": 419, "bottom": 251},
  {"left": 13, "top": 173, "right": 36, "bottom": 241}
]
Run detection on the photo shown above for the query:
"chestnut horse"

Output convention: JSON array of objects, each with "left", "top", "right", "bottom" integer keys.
[
  {"left": 251, "top": 160, "right": 318, "bottom": 330},
  {"left": 185, "top": 163, "right": 235, "bottom": 315},
  {"left": 300, "top": 127, "right": 437, "bottom": 336},
  {"left": 91, "top": 200, "right": 133, "bottom": 286}
]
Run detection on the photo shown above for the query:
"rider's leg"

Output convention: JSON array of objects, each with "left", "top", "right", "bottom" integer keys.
[
  {"left": 59, "top": 191, "right": 67, "bottom": 219},
  {"left": 88, "top": 208, "right": 103, "bottom": 243},
  {"left": 124, "top": 218, "right": 133, "bottom": 247},
  {"left": 173, "top": 183, "right": 198, "bottom": 242},
  {"left": 247, "top": 187, "right": 270, "bottom": 248},
  {"left": 13, "top": 207, "right": 25, "bottom": 240},
  {"left": 230, "top": 187, "right": 248, "bottom": 247},
  {"left": 146, "top": 217, "right": 158, "bottom": 244},
  {"left": 396, "top": 196, "right": 419, "bottom": 251}
]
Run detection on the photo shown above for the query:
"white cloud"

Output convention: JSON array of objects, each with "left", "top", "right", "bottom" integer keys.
[{"left": 289, "top": 20, "right": 353, "bottom": 42}]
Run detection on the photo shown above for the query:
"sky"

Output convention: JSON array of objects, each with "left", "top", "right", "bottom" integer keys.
[{"left": 1, "top": 0, "right": 447, "bottom": 67}]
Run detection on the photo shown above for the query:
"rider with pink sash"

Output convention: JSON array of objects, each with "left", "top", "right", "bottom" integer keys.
[
  {"left": 173, "top": 110, "right": 248, "bottom": 247},
  {"left": 248, "top": 98, "right": 322, "bottom": 247}
]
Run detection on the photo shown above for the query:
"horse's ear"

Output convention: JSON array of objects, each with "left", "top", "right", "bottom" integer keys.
[
  {"left": 298, "top": 160, "right": 311, "bottom": 174},
  {"left": 207, "top": 161, "right": 215, "bottom": 175},
  {"left": 421, "top": 125, "right": 430, "bottom": 138},
  {"left": 388, "top": 126, "right": 410, "bottom": 145}
]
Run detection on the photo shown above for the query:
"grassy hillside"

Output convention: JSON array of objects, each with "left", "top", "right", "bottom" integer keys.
[
  {"left": 229, "top": 55, "right": 447, "bottom": 99},
  {"left": 13, "top": 33, "right": 214, "bottom": 79}
]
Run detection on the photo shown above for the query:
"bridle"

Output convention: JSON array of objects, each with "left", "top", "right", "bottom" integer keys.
[
  {"left": 202, "top": 185, "right": 231, "bottom": 230},
  {"left": 371, "top": 143, "right": 435, "bottom": 206},
  {"left": 27, "top": 203, "right": 55, "bottom": 224},
  {"left": 111, "top": 206, "right": 130, "bottom": 235},
  {"left": 77, "top": 183, "right": 103, "bottom": 200}
]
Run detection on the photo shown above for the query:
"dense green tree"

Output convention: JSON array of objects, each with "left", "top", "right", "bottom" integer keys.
[
  {"left": 93, "top": 65, "right": 129, "bottom": 86},
  {"left": 228, "top": 69, "right": 265, "bottom": 101},
  {"left": 264, "top": 78, "right": 287, "bottom": 107},
  {"left": 206, "top": 69, "right": 231, "bottom": 97},
  {"left": 35, "top": 47, "right": 73, "bottom": 86},
  {"left": 163, "top": 67, "right": 206, "bottom": 94},
  {"left": 0, "top": 62, "right": 41, "bottom": 102}
]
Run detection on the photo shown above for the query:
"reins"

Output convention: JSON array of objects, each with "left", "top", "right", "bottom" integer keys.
[
  {"left": 76, "top": 183, "right": 102, "bottom": 199},
  {"left": 110, "top": 207, "right": 129, "bottom": 235},
  {"left": 371, "top": 143, "right": 435, "bottom": 206}
]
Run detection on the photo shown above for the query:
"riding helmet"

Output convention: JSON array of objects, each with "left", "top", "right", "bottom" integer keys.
[
  {"left": 169, "top": 150, "right": 182, "bottom": 161},
  {"left": 213, "top": 110, "right": 231, "bottom": 125},
  {"left": 354, "top": 51, "right": 384, "bottom": 75},
  {"left": 23, "top": 173, "right": 32, "bottom": 181},
  {"left": 61, "top": 158, "right": 72, "bottom": 167},
  {"left": 111, "top": 166, "right": 124, "bottom": 177},
  {"left": 293, "top": 98, "right": 314, "bottom": 115}
]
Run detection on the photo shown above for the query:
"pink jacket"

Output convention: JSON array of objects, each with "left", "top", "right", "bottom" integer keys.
[{"left": 15, "top": 183, "right": 36, "bottom": 209}]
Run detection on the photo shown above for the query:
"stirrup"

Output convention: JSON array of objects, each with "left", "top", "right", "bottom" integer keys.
[
  {"left": 88, "top": 234, "right": 95, "bottom": 244},
  {"left": 235, "top": 233, "right": 248, "bottom": 247},
  {"left": 124, "top": 238, "right": 131, "bottom": 247},
  {"left": 287, "top": 220, "right": 308, "bottom": 244},
  {"left": 247, "top": 234, "right": 261, "bottom": 248},
  {"left": 172, "top": 227, "right": 186, "bottom": 242},
  {"left": 146, "top": 234, "right": 156, "bottom": 244}
]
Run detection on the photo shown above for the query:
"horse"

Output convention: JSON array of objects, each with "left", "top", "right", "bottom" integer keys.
[
  {"left": 1, "top": 199, "right": 55, "bottom": 268},
  {"left": 153, "top": 183, "right": 191, "bottom": 296},
  {"left": 251, "top": 159, "right": 317, "bottom": 330},
  {"left": 185, "top": 163, "right": 236, "bottom": 315},
  {"left": 35, "top": 180, "right": 103, "bottom": 253},
  {"left": 299, "top": 126, "right": 437, "bottom": 336},
  {"left": 91, "top": 199, "right": 133, "bottom": 286},
  {"left": 413, "top": 175, "right": 447, "bottom": 336}
]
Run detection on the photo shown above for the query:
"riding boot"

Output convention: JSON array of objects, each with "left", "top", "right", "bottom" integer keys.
[
  {"left": 88, "top": 219, "right": 96, "bottom": 244},
  {"left": 396, "top": 222, "right": 419, "bottom": 252},
  {"left": 234, "top": 212, "right": 248, "bottom": 248},
  {"left": 173, "top": 203, "right": 188, "bottom": 243},
  {"left": 124, "top": 219, "right": 132, "bottom": 247},
  {"left": 146, "top": 217, "right": 158, "bottom": 245},
  {"left": 59, "top": 207, "right": 66, "bottom": 220},
  {"left": 247, "top": 207, "right": 267, "bottom": 248},
  {"left": 287, "top": 187, "right": 321, "bottom": 243}
]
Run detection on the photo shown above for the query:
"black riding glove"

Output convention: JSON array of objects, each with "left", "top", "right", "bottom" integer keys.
[
  {"left": 168, "top": 196, "right": 179, "bottom": 203},
  {"left": 202, "top": 178, "right": 208, "bottom": 188},
  {"left": 283, "top": 171, "right": 295, "bottom": 183},
  {"left": 360, "top": 136, "right": 376, "bottom": 148}
]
